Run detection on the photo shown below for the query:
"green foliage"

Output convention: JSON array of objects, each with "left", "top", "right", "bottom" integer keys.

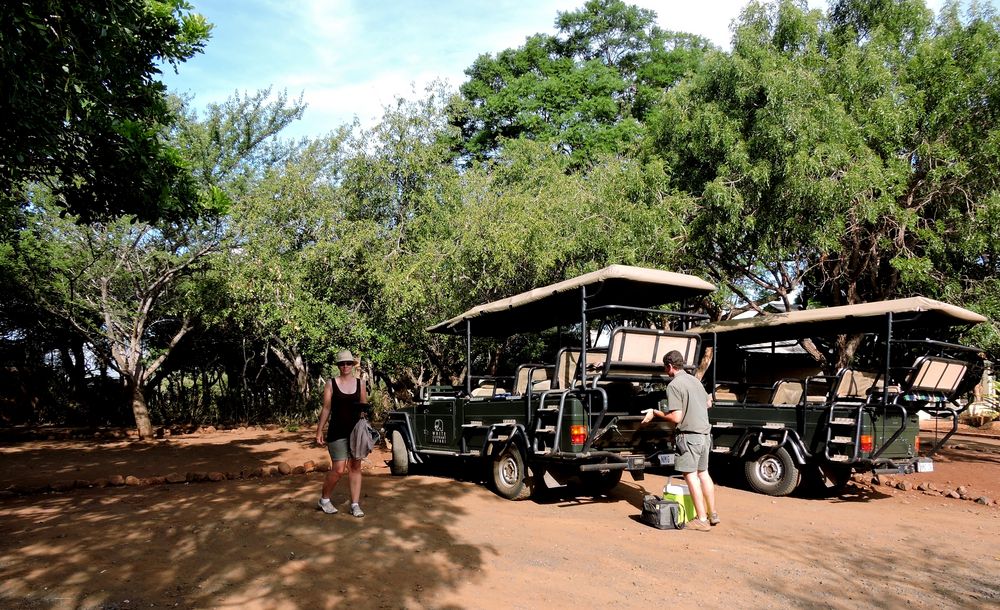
[
  {"left": 224, "top": 134, "right": 367, "bottom": 379},
  {"left": 5, "top": 0, "right": 1000, "bottom": 427},
  {"left": 0, "top": 0, "right": 212, "bottom": 222},
  {"left": 450, "top": 0, "right": 714, "bottom": 167},
  {"left": 172, "top": 88, "right": 306, "bottom": 199},
  {"left": 648, "top": 0, "right": 1000, "bottom": 331}
]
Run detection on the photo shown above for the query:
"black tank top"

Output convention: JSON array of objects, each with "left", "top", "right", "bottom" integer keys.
[{"left": 326, "top": 378, "right": 362, "bottom": 442}]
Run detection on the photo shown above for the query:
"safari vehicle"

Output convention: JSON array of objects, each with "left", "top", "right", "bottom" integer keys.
[
  {"left": 381, "top": 265, "right": 717, "bottom": 499},
  {"left": 696, "top": 298, "right": 987, "bottom": 496}
]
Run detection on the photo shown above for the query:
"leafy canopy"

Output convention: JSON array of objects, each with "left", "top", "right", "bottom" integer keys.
[
  {"left": 449, "top": 0, "right": 715, "bottom": 168},
  {"left": 0, "top": 0, "right": 212, "bottom": 222}
]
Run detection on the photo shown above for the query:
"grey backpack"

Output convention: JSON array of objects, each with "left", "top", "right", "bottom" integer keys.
[{"left": 640, "top": 494, "right": 685, "bottom": 530}]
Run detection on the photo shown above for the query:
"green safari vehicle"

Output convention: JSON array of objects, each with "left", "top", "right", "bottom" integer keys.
[
  {"left": 696, "top": 298, "right": 987, "bottom": 496},
  {"left": 381, "top": 265, "right": 716, "bottom": 500}
]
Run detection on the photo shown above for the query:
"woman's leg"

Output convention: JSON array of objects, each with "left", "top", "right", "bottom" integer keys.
[
  {"left": 322, "top": 459, "right": 348, "bottom": 499},
  {"left": 347, "top": 458, "right": 363, "bottom": 504}
]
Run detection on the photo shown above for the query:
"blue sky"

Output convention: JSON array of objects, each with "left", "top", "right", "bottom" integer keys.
[{"left": 161, "top": 0, "right": 949, "bottom": 139}]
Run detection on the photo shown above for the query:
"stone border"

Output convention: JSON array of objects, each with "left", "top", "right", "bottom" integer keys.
[
  {"left": 853, "top": 474, "right": 996, "bottom": 507},
  {"left": 0, "top": 424, "right": 288, "bottom": 443},
  {"left": 0, "top": 458, "right": 337, "bottom": 498}
]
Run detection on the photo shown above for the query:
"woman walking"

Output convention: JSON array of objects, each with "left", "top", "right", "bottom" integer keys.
[{"left": 315, "top": 350, "right": 368, "bottom": 517}]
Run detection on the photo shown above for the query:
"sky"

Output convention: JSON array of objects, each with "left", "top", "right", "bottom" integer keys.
[{"left": 161, "top": 0, "right": 949, "bottom": 139}]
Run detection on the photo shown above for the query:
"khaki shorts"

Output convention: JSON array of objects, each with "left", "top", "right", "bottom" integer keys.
[
  {"left": 326, "top": 438, "right": 350, "bottom": 462},
  {"left": 675, "top": 433, "right": 712, "bottom": 473}
]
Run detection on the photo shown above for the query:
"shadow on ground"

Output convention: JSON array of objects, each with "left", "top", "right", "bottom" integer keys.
[{"left": 0, "top": 472, "right": 494, "bottom": 609}]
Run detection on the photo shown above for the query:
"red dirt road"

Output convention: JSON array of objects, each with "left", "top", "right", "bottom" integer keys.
[{"left": 0, "top": 426, "right": 998, "bottom": 609}]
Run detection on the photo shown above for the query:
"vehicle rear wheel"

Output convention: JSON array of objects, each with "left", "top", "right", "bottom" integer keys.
[
  {"left": 744, "top": 447, "right": 800, "bottom": 496},
  {"left": 491, "top": 446, "right": 533, "bottom": 500},
  {"left": 390, "top": 430, "right": 409, "bottom": 476},
  {"left": 580, "top": 468, "right": 623, "bottom": 496}
]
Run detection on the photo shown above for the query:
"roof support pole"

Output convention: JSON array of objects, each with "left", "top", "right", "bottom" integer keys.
[
  {"left": 466, "top": 319, "right": 472, "bottom": 396},
  {"left": 883, "top": 312, "right": 893, "bottom": 407},
  {"left": 580, "top": 286, "right": 588, "bottom": 387}
]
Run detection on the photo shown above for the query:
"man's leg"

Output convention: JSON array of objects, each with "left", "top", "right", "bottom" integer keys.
[
  {"left": 698, "top": 469, "right": 716, "bottom": 517},
  {"left": 683, "top": 470, "right": 707, "bottom": 521}
]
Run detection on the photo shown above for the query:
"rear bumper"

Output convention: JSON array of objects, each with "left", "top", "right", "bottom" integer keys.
[
  {"left": 873, "top": 457, "right": 933, "bottom": 475},
  {"left": 577, "top": 453, "right": 648, "bottom": 472}
]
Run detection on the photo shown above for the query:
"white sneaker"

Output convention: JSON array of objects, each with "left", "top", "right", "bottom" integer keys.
[
  {"left": 350, "top": 503, "right": 365, "bottom": 518},
  {"left": 317, "top": 498, "right": 338, "bottom": 514}
]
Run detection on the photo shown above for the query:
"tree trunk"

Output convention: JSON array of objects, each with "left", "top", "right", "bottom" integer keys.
[
  {"left": 130, "top": 381, "right": 154, "bottom": 440},
  {"left": 268, "top": 344, "right": 311, "bottom": 405}
]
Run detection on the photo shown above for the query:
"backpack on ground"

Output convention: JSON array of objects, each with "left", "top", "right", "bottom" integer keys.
[{"left": 640, "top": 494, "right": 685, "bottom": 530}]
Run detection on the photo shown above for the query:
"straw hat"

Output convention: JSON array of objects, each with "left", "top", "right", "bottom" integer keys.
[{"left": 335, "top": 350, "right": 355, "bottom": 364}]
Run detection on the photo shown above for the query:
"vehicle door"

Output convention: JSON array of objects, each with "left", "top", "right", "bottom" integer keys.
[{"left": 416, "top": 398, "right": 458, "bottom": 449}]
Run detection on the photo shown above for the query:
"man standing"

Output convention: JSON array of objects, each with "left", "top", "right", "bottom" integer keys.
[{"left": 642, "top": 350, "right": 719, "bottom": 531}]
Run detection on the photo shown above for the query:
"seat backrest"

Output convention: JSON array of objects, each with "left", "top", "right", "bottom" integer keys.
[
  {"left": 906, "top": 357, "right": 968, "bottom": 394},
  {"left": 713, "top": 383, "right": 741, "bottom": 402},
  {"left": 470, "top": 382, "right": 506, "bottom": 398},
  {"left": 771, "top": 380, "right": 803, "bottom": 406},
  {"left": 834, "top": 369, "right": 880, "bottom": 399},
  {"left": 513, "top": 364, "right": 551, "bottom": 395},
  {"left": 602, "top": 327, "right": 701, "bottom": 382},
  {"left": 744, "top": 385, "right": 773, "bottom": 403},
  {"left": 551, "top": 348, "right": 607, "bottom": 389}
]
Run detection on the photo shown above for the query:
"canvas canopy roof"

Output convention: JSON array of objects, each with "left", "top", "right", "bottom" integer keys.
[
  {"left": 427, "top": 265, "right": 716, "bottom": 337},
  {"left": 696, "top": 297, "right": 986, "bottom": 346}
]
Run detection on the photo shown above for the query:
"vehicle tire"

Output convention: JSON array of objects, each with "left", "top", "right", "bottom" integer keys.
[
  {"left": 389, "top": 430, "right": 409, "bottom": 476},
  {"left": 744, "top": 447, "right": 800, "bottom": 496},
  {"left": 491, "top": 446, "right": 533, "bottom": 500},
  {"left": 580, "top": 468, "right": 623, "bottom": 496}
]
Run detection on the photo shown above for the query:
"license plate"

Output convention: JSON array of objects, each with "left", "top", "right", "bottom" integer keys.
[
  {"left": 916, "top": 458, "right": 933, "bottom": 473},
  {"left": 658, "top": 453, "right": 675, "bottom": 466}
]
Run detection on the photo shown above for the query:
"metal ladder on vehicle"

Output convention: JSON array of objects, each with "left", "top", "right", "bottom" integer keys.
[
  {"left": 530, "top": 391, "right": 566, "bottom": 455},
  {"left": 823, "top": 403, "right": 864, "bottom": 463}
]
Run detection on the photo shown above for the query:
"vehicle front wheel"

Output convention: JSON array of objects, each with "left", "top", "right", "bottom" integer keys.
[
  {"left": 744, "top": 447, "right": 800, "bottom": 496},
  {"left": 389, "top": 430, "right": 409, "bottom": 476},
  {"left": 491, "top": 446, "right": 533, "bottom": 500}
]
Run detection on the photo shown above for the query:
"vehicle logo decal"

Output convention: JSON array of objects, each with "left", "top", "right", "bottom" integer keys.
[{"left": 432, "top": 418, "right": 447, "bottom": 444}]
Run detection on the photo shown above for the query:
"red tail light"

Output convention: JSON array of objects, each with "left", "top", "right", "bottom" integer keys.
[
  {"left": 914, "top": 435, "right": 920, "bottom": 453},
  {"left": 570, "top": 425, "right": 587, "bottom": 445},
  {"left": 860, "top": 434, "right": 874, "bottom": 453}
]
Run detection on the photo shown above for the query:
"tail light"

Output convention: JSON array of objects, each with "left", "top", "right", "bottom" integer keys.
[
  {"left": 860, "top": 434, "right": 874, "bottom": 453},
  {"left": 570, "top": 425, "right": 588, "bottom": 445},
  {"left": 914, "top": 435, "right": 920, "bottom": 453}
]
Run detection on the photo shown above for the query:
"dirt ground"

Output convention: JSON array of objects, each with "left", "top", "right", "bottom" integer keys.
[{"left": 1, "top": 423, "right": 998, "bottom": 610}]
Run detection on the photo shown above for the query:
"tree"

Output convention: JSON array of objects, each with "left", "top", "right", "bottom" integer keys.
[
  {"left": 647, "top": 0, "right": 1000, "bottom": 362},
  {"left": 9, "top": 90, "right": 305, "bottom": 437},
  {"left": 647, "top": 0, "right": 835, "bottom": 312},
  {"left": 172, "top": 87, "right": 306, "bottom": 197},
  {"left": 449, "top": 0, "right": 714, "bottom": 167},
  {"left": 21, "top": 200, "right": 222, "bottom": 438},
  {"left": 0, "top": 0, "right": 211, "bottom": 222},
  {"left": 223, "top": 134, "right": 366, "bottom": 406}
]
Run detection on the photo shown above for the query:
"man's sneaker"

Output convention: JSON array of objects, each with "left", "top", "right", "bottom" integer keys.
[
  {"left": 350, "top": 503, "right": 365, "bottom": 518},
  {"left": 686, "top": 518, "right": 711, "bottom": 531},
  {"left": 709, "top": 512, "right": 721, "bottom": 526},
  {"left": 317, "top": 498, "right": 338, "bottom": 514}
]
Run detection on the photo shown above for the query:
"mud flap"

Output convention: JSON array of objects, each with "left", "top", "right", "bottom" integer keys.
[
  {"left": 540, "top": 470, "right": 566, "bottom": 489},
  {"left": 628, "top": 454, "right": 646, "bottom": 481}
]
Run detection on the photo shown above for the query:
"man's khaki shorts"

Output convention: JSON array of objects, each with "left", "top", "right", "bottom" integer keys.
[{"left": 675, "top": 433, "right": 711, "bottom": 473}]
